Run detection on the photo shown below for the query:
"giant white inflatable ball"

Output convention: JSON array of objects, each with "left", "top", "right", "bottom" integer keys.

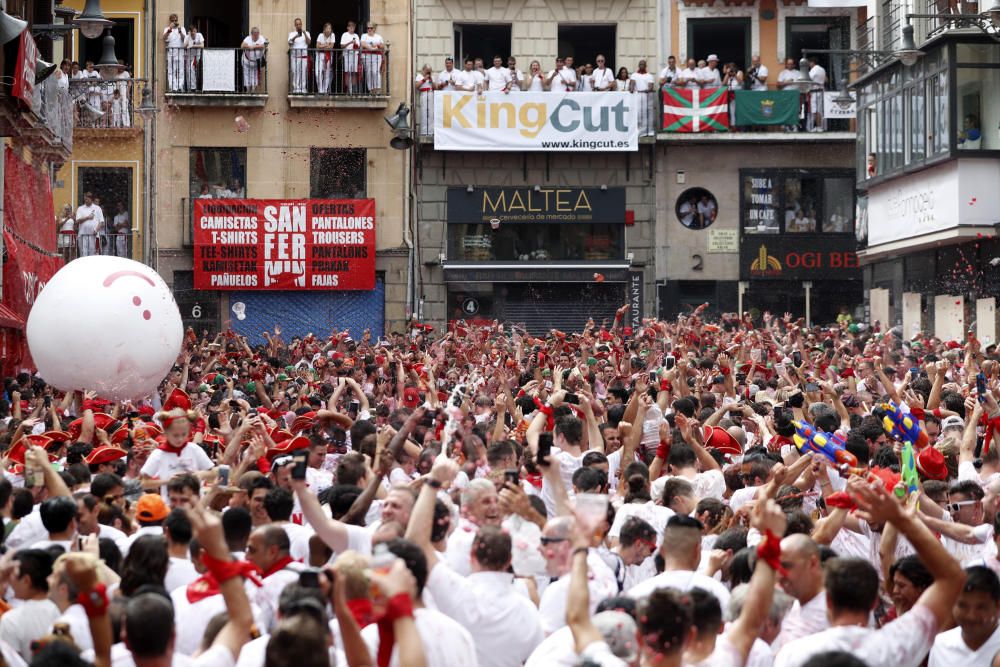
[{"left": 26, "top": 256, "right": 183, "bottom": 401}]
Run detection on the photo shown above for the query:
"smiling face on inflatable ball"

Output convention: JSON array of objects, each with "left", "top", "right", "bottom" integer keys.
[{"left": 25, "top": 256, "right": 183, "bottom": 401}]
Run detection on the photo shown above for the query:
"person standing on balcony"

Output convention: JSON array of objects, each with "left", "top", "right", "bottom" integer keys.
[
  {"left": 525, "top": 60, "right": 545, "bottom": 91},
  {"left": 484, "top": 55, "right": 512, "bottom": 93},
  {"left": 288, "top": 18, "right": 311, "bottom": 94},
  {"left": 184, "top": 25, "right": 204, "bottom": 92},
  {"left": 162, "top": 14, "right": 187, "bottom": 92},
  {"left": 699, "top": 55, "right": 722, "bottom": 89},
  {"left": 806, "top": 56, "right": 827, "bottom": 132},
  {"left": 677, "top": 58, "right": 700, "bottom": 90},
  {"left": 56, "top": 205, "right": 75, "bottom": 262},
  {"left": 591, "top": 55, "right": 614, "bottom": 92},
  {"left": 777, "top": 58, "right": 804, "bottom": 132},
  {"left": 415, "top": 64, "right": 434, "bottom": 132},
  {"left": 340, "top": 21, "right": 361, "bottom": 95},
  {"left": 454, "top": 58, "right": 478, "bottom": 93},
  {"left": 746, "top": 55, "right": 769, "bottom": 91},
  {"left": 241, "top": 27, "right": 267, "bottom": 93},
  {"left": 81, "top": 61, "right": 102, "bottom": 120},
  {"left": 360, "top": 23, "right": 385, "bottom": 95},
  {"left": 507, "top": 57, "right": 524, "bottom": 91},
  {"left": 659, "top": 55, "right": 678, "bottom": 89},
  {"left": 315, "top": 23, "right": 335, "bottom": 94},
  {"left": 75, "top": 192, "right": 101, "bottom": 258},
  {"left": 437, "top": 57, "right": 457, "bottom": 91},
  {"left": 630, "top": 60, "right": 655, "bottom": 135},
  {"left": 113, "top": 202, "right": 131, "bottom": 258}
]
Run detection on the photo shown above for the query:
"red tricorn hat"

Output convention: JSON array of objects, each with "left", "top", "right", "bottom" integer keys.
[
  {"left": 290, "top": 412, "right": 317, "bottom": 435},
  {"left": 84, "top": 445, "right": 128, "bottom": 466},
  {"left": 266, "top": 435, "right": 311, "bottom": 460},
  {"left": 164, "top": 388, "right": 192, "bottom": 411},
  {"left": 6, "top": 435, "right": 58, "bottom": 465},
  {"left": 702, "top": 426, "right": 743, "bottom": 461}
]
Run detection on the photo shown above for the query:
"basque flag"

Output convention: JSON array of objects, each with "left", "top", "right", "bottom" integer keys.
[{"left": 662, "top": 88, "right": 731, "bottom": 133}]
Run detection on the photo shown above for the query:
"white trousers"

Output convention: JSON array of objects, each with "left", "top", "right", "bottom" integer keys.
[{"left": 291, "top": 49, "right": 308, "bottom": 93}]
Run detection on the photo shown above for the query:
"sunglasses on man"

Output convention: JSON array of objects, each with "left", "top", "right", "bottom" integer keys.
[{"left": 945, "top": 500, "right": 977, "bottom": 513}]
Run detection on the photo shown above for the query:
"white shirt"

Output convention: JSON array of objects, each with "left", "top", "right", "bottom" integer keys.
[
  {"left": 484, "top": 66, "right": 513, "bottom": 91},
  {"left": 541, "top": 448, "right": 586, "bottom": 517},
  {"left": 729, "top": 484, "right": 760, "bottom": 511},
  {"left": 749, "top": 64, "right": 769, "bottom": 91},
  {"left": 75, "top": 203, "right": 101, "bottom": 236},
  {"left": 6, "top": 510, "right": 46, "bottom": 550},
  {"left": 163, "top": 25, "right": 186, "bottom": 48},
  {"left": 444, "top": 517, "right": 479, "bottom": 576},
  {"left": 361, "top": 607, "right": 479, "bottom": 667},
  {"left": 627, "top": 569, "right": 732, "bottom": 609},
  {"left": 659, "top": 66, "right": 679, "bottom": 85},
  {"left": 360, "top": 32, "right": 384, "bottom": 52},
  {"left": 591, "top": 67, "right": 614, "bottom": 91},
  {"left": 165, "top": 555, "right": 200, "bottom": 592},
  {"left": 548, "top": 67, "right": 574, "bottom": 93},
  {"left": 437, "top": 68, "right": 458, "bottom": 91},
  {"left": 52, "top": 604, "right": 93, "bottom": 652},
  {"left": 929, "top": 621, "right": 1000, "bottom": 667},
  {"left": 941, "top": 522, "right": 996, "bottom": 562},
  {"left": 315, "top": 33, "right": 336, "bottom": 51},
  {"left": 630, "top": 71, "right": 655, "bottom": 92},
  {"left": 140, "top": 444, "right": 214, "bottom": 493},
  {"left": 608, "top": 501, "right": 674, "bottom": 542},
  {"left": 526, "top": 72, "right": 546, "bottom": 91},
  {"left": 170, "top": 587, "right": 267, "bottom": 657},
  {"left": 425, "top": 568, "right": 544, "bottom": 667},
  {"left": 241, "top": 35, "right": 266, "bottom": 60},
  {"left": 538, "top": 551, "right": 620, "bottom": 635},
  {"left": 525, "top": 625, "right": 580, "bottom": 667},
  {"left": 773, "top": 604, "right": 938, "bottom": 667},
  {"left": 778, "top": 68, "right": 803, "bottom": 87},
  {"left": 280, "top": 521, "right": 314, "bottom": 562},
  {"left": 415, "top": 72, "right": 434, "bottom": 91},
  {"left": 808, "top": 64, "right": 827, "bottom": 86},
  {"left": 679, "top": 67, "right": 700, "bottom": 89},
  {"left": 120, "top": 525, "right": 164, "bottom": 557},
  {"left": 0, "top": 599, "right": 60, "bottom": 660},
  {"left": 700, "top": 66, "right": 722, "bottom": 88},
  {"left": 288, "top": 30, "right": 310, "bottom": 49},
  {"left": 652, "top": 469, "right": 726, "bottom": 502},
  {"left": 339, "top": 32, "right": 360, "bottom": 51},
  {"left": 772, "top": 591, "right": 828, "bottom": 653},
  {"left": 184, "top": 33, "right": 204, "bottom": 50},
  {"left": 453, "top": 69, "right": 478, "bottom": 91}
]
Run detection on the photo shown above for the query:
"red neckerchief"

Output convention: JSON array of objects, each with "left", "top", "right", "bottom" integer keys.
[
  {"left": 346, "top": 598, "right": 374, "bottom": 627},
  {"left": 259, "top": 555, "right": 295, "bottom": 578},
  {"left": 186, "top": 573, "right": 220, "bottom": 603},
  {"left": 157, "top": 441, "right": 187, "bottom": 455},
  {"left": 532, "top": 397, "right": 554, "bottom": 430},
  {"left": 376, "top": 594, "right": 414, "bottom": 667},
  {"left": 982, "top": 414, "right": 1000, "bottom": 457},
  {"left": 525, "top": 472, "right": 543, "bottom": 489}
]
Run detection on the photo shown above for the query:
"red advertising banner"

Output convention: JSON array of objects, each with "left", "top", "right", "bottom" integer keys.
[
  {"left": 12, "top": 31, "right": 38, "bottom": 110},
  {"left": 193, "top": 199, "right": 376, "bottom": 290}
]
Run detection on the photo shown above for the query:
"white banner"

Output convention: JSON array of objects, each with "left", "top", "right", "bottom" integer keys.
[
  {"left": 823, "top": 91, "right": 856, "bottom": 119},
  {"left": 202, "top": 49, "right": 236, "bottom": 92},
  {"left": 433, "top": 91, "right": 639, "bottom": 152}
]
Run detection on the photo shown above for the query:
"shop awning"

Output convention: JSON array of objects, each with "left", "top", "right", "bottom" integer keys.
[{"left": 0, "top": 302, "right": 25, "bottom": 330}]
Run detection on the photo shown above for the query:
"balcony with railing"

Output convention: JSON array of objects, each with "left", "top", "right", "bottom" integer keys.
[
  {"left": 165, "top": 47, "right": 268, "bottom": 107},
  {"left": 57, "top": 231, "right": 141, "bottom": 263},
  {"left": 414, "top": 87, "right": 854, "bottom": 144},
  {"left": 1, "top": 73, "right": 74, "bottom": 163},
  {"left": 70, "top": 78, "right": 147, "bottom": 134},
  {"left": 287, "top": 47, "right": 391, "bottom": 109}
]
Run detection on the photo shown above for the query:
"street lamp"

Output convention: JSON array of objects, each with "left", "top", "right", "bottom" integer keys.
[
  {"left": 894, "top": 24, "right": 925, "bottom": 67},
  {"left": 385, "top": 103, "right": 413, "bottom": 150},
  {"left": 74, "top": 0, "right": 112, "bottom": 39},
  {"left": 95, "top": 28, "right": 120, "bottom": 79},
  {"left": 833, "top": 79, "right": 855, "bottom": 110}
]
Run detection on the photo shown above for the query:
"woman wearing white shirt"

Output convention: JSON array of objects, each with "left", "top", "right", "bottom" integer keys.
[
  {"left": 360, "top": 23, "right": 385, "bottom": 95},
  {"left": 314, "top": 23, "right": 335, "bottom": 93},
  {"left": 56, "top": 204, "right": 75, "bottom": 260},
  {"left": 340, "top": 21, "right": 361, "bottom": 94},
  {"left": 184, "top": 26, "right": 204, "bottom": 92},
  {"left": 526, "top": 60, "right": 546, "bottom": 91},
  {"left": 415, "top": 64, "right": 434, "bottom": 133}
]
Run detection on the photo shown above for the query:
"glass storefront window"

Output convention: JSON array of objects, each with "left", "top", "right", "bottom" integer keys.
[
  {"left": 742, "top": 174, "right": 780, "bottom": 234},
  {"left": 928, "top": 70, "right": 948, "bottom": 156},
  {"left": 908, "top": 87, "right": 925, "bottom": 162},
  {"left": 956, "top": 44, "right": 1000, "bottom": 65},
  {"left": 956, "top": 67, "right": 1000, "bottom": 151},
  {"left": 822, "top": 178, "right": 854, "bottom": 233},
  {"left": 447, "top": 223, "right": 624, "bottom": 262},
  {"left": 784, "top": 177, "right": 820, "bottom": 233}
]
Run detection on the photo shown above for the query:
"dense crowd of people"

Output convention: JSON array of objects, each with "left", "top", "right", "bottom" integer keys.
[{"left": 2, "top": 307, "right": 1000, "bottom": 667}]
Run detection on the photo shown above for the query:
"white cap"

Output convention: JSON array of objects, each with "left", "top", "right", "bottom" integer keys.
[{"left": 707, "top": 54, "right": 719, "bottom": 62}]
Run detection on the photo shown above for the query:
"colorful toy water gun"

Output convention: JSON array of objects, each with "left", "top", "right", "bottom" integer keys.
[
  {"left": 880, "top": 402, "right": 929, "bottom": 450},
  {"left": 792, "top": 420, "right": 859, "bottom": 468},
  {"left": 898, "top": 441, "right": 919, "bottom": 498}
]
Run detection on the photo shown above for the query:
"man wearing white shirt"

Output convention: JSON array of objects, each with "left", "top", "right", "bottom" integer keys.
[
  {"left": 771, "top": 534, "right": 828, "bottom": 653},
  {"left": 701, "top": 55, "right": 722, "bottom": 88},
  {"left": 287, "top": 18, "right": 311, "bottom": 94},
  {"left": 410, "top": 460, "right": 544, "bottom": 667},
  {"left": 47, "top": 553, "right": 96, "bottom": 652},
  {"left": 806, "top": 56, "right": 827, "bottom": 131},
  {"left": 436, "top": 57, "right": 458, "bottom": 91},
  {"left": 75, "top": 192, "right": 101, "bottom": 257},
  {"left": 591, "top": 55, "right": 614, "bottom": 91},
  {"left": 659, "top": 55, "right": 679, "bottom": 88},
  {"left": 484, "top": 55, "right": 513, "bottom": 92},
  {"left": 183, "top": 25, "right": 204, "bottom": 92},
  {"left": 454, "top": 58, "right": 479, "bottom": 92},
  {"left": 162, "top": 14, "right": 186, "bottom": 91},
  {"left": 747, "top": 54, "right": 769, "bottom": 91},
  {"left": 444, "top": 479, "right": 501, "bottom": 576},
  {"left": 547, "top": 57, "right": 575, "bottom": 93},
  {"left": 241, "top": 27, "right": 267, "bottom": 93},
  {"left": 164, "top": 509, "right": 200, "bottom": 592},
  {"left": 678, "top": 58, "right": 700, "bottom": 89},
  {"left": 627, "top": 515, "right": 732, "bottom": 608},
  {"left": 929, "top": 567, "right": 1000, "bottom": 667},
  {"left": 507, "top": 56, "right": 524, "bottom": 90},
  {"left": 0, "top": 550, "right": 60, "bottom": 660}
]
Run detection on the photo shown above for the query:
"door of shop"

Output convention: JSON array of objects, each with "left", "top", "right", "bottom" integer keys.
[
  {"left": 229, "top": 280, "right": 385, "bottom": 345},
  {"left": 492, "top": 283, "right": 622, "bottom": 335}
]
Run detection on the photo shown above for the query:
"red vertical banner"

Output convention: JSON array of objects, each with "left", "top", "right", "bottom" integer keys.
[
  {"left": 12, "top": 31, "right": 38, "bottom": 110},
  {"left": 192, "top": 199, "right": 377, "bottom": 290}
]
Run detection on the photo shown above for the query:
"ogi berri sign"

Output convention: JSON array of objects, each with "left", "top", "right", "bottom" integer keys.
[
  {"left": 193, "top": 199, "right": 376, "bottom": 290},
  {"left": 433, "top": 91, "right": 639, "bottom": 152}
]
